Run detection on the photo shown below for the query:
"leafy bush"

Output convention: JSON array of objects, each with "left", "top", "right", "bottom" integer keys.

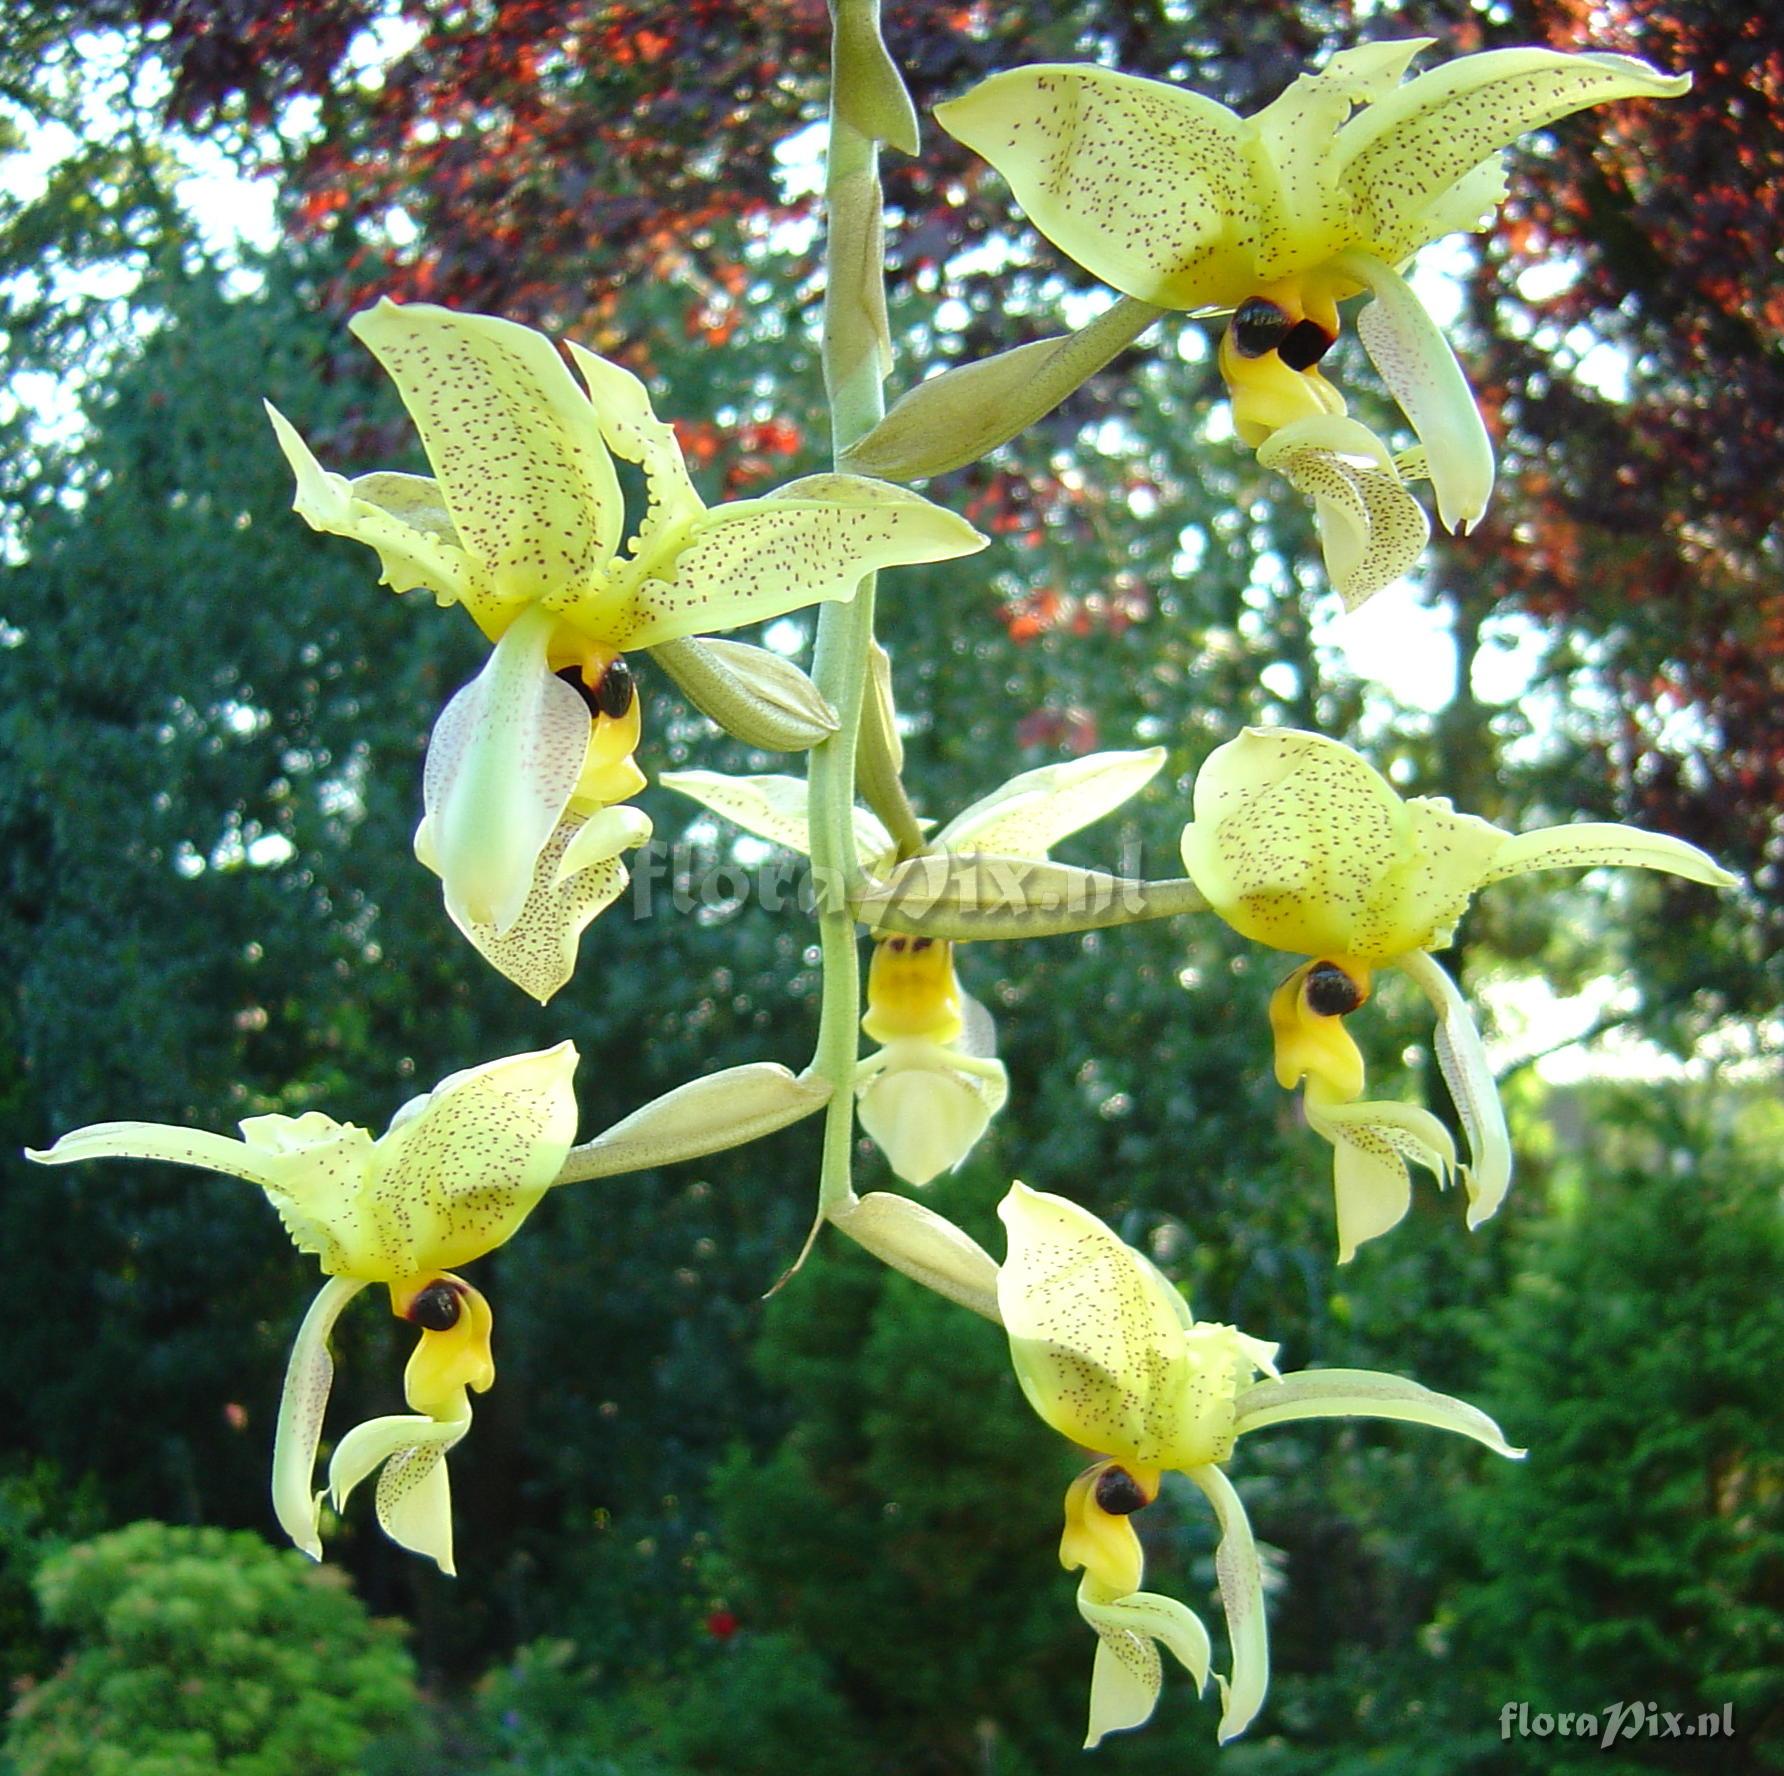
[{"left": 4, "top": 1520, "right": 417, "bottom": 1776}]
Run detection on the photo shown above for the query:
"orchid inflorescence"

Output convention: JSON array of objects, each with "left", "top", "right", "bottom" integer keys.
[{"left": 30, "top": 3, "right": 1733, "bottom": 1749}]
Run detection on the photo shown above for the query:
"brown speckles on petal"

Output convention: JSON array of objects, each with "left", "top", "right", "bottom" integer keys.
[
  {"left": 607, "top": 476, "right": 983, "bottom": 650},
  {"left": 443, "top": 810, "right": 635, "bottom": 1004},
  {"left": 1337, "top": 53, "right": 1691, "bottom": 259},
  {"left": 350, "top": 300, "right": 624, "bottom": 606},
  {"left": 938, "top": 65, "right": 1255, "bottom": 309}
]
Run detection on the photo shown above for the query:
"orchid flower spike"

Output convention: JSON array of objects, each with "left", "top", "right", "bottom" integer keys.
[
  {"left": 663, "top": 749, "right": 1164, "bottom": 1183},
  {"left": 268, "top": 300, "right": 985, "bottom": 1000},
  {"left": 1180, "top": 728, "right": 1737, "bottom": 1257},
  {"left": 998, "top": 1183, "right": 1521, "bottom": 1744},
  {"left": 28, "top": 1045, "right": 580, "bottom": 1573},
  {"left": 937, "top": 41, "right": 1688, "bottom": 606}
]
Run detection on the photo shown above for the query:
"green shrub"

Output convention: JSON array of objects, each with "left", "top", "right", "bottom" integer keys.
[{"left": 4, "top": 1520, "right": 418, "bottom": 1776}]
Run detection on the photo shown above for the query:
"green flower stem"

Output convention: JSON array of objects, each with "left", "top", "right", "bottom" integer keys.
[{"left": 807, "top": 1, "right": 903, "bottom": 1220}]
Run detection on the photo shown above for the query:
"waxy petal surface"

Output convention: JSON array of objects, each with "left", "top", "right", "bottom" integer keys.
[
  {"left": 937, "top": 748, "right": 1165, "bottom": 859},
  {"left": 350, "top": 299, "right": 624, "bottom": 603},
  {"left": 936, "top": 65, "right": 1255, "bottom": 310},
  {"left": 606, "top": 475, "right": 984, "bottom": 650}
]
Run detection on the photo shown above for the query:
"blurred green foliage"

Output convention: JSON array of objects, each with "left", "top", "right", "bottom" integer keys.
[{"left": 2, "top": 1521, "right": 416, "bottom": 1775}]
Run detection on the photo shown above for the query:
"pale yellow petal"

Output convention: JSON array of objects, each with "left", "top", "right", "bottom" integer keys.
[
  {"left": 328, "top": 1405, "right": 468, "bottom": 1576},
  {"left": 935, "top": 748, "right": 1165, "bottom": 860},
  {"left": 605, "top": 475, "right": 985, "bottom": 650},
  {"left": 563, "top": 340, "right": 705, "bottom": 540},
  {"left": 1396, "top": 950, "right": 1512, "bottom": 1228},
  {"left": 1477, "top": 821, "right": 1738, "bottom": 890},
  {"left": 660, "top": 769, "right": 895, "bottom": 873},
  {"left": 935, "top": 65, "right": 1256, "bottom": 310},
  {"left": 1232, "top": 1367, "right": 1524, "bottom": 1457},
  {"left": 1336, "top": 48, "right": 1690, "bottom": 259},
  {"left": 1085, "top": 1626, "right": 1163, "bottom": 1749},
  {"left": 270, "top": 1276, "right": 368, "bottom": 1559},
  {"left": 1077, "top": 1575, "right": 1213, "bottom": 1747},
  {"left": 362, "top": 1042, "right": 580, "bottom": 1276},
  {"left": 855, "top": 1044, "right": 1007, "bottom": 1186},
  {"left": 1334, "top": 250, "right": 1495, "bottom": 533},
  {"left": 1186, "top": 1464, "right": 1270, "bottom": 1743},
  {"left": 265, "top": 403, "right": 483, "bottom": 608},
  {"left": 421, "top": 605, "right": 591, "bottom": 936},
  {"left": 425, "top": 806, "right": 643, "bottom": 1004},
  {"left": 1245, "top": 39, "right": 1433, "bottom": 276},
  {"left": 995, "top": 1183, "right": 1196, "bottom": 1468},
  {"left": 1256, "top": 419, "right": 1430, "bottom": 608},
  {"left": 1391, "top": 794, "right": 1511, "bottom": 952},
  {"left": 349, "top": 298, "right": 624, "bottom": 601},
  {"left": 1179, "top": 727, "right": 1409, "bottom": 958},
  {"left": 1307, "top": 1091, "right": 1456, "bottom": 1263}
]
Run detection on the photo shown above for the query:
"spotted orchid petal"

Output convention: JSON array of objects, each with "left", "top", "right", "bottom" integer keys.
[
  {"left": 416, "top": 803, "right": 652, "bottom": 1004},
  {"left": 935, "top": 66, "right": 1256, "bottom": 311},
  {"left": 1077, "top": 1575, "right": 1214, "bottom": 1748},
  {"left": 1332, "top": 250, "right": 1495, "bottom": 533},
  {"left": 29, "top": 1111, "right": 380, "bottom": 1274},
  {"left": 365, "top": 1043, "right": 578, "bottom": 1277},
  {"left": 349, "top": 299, "right": 624, "bottom": 610},
  {"left": 1335, "top": 48, "right": 1690, "bottom": 261},
  {"left": 996, "top": 1183, "right": 1201, "bottom": 1470},
  {"left": 265, "top": 404, "right": 481, "bottom": 610},
  {"left": 1180, "top": 728, "right": 1509, "bottom": 961},
  {"left": 1477, "top": 821, "right": 1738, "bottom": 890},
  {"left": 658, "top": 769, "right": 896, "bottom": 873},
  {"left": 563, "top": 341, "right": 704, "bottom": 541},
  {"left": 28, "top": 1119, "right": 310, "bottom": 1191},
  {"left": 1233, "top": 1367, "right": 1524, "bottom": 1457},
  {"left": 1186, "top": 1463, "right": 1270, "bottom": 1743},
  {"left": 1255, "top": 416, "right": 1430, "bottom": 608},
  {"left": 1396, "top": 949, "right": 1512, "bottom": 1228},
  {"left": 603, "top": 474, "right": 986, "bottom": 651},
  {"left": 329, "top": 1398, "right": 471, "bottom": 1577},
  {"left": 935, "top": 747, "right": 1166, "bottom": 860},
  {"left": 1305, "top": 1086, "right": 1457, "bottom": 1263},
  {"left": 270, "top": 1277, "right": 369, "bottom": 1560},
  {"left": 422, "top": 604, "right": 592, "bottom": 937},
  {"left": 1245, "top": 39, "right": 1432, "bottom": 275}
]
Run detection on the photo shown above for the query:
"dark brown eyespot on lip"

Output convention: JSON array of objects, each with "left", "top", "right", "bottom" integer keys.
[
  {"left": 593, "top": 656, "right": 635, "bottom": 719},
  {"left": 1278, "top": 318, "right": 1336, "bottom": 372},
  {"left": 1093, "top": 1465, "right": 1150, "bottom": 1515},
  {"left": 556, "top": 665, "right": 602, "bottom": 715},
  {"left": 1304, "top": 961, "right": 1365, "bottom": 1018},
  {"left": 556, "top": 659, "right": 636, "bottom": 720},
  {"left": 1231, "top": 297, "right": 1293, "bottom": 359},
  {"left": 408, "top": 1281, "right": 463, "bottom": 1331}
]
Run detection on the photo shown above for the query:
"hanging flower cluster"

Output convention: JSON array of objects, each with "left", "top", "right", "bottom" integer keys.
[{"left": 27, "top": 11, "right": 1735, "bottom": 1755}]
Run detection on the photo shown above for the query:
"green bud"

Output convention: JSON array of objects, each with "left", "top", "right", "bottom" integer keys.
[
  {"left": 556, "top": 1063, "right": 831, "bottom": 1184},
  {"left": 842, "top": 298, "right": 1164, "bottom": 481},
  {"left": 650, "top": 636, "right": 840, "bottom": 751}
]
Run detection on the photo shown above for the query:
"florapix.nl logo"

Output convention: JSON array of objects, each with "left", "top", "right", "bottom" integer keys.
[{"left": 1500, "top": 1701, "right": 1735, "bottom": 1749}]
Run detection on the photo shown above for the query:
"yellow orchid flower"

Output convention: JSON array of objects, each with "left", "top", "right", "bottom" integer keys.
[
  {"left": 662, "top": 749, "right": 1164, "bottom": 1183},
  {"left": 267, "top": 300, "right": 985, "bottom": 1001},
  {"left": 936, "top": 41, "right": 1687, "bottom": 605},
  {"left": 998, "top": 1183, "right": 1520, "bottom": 1744},
  {"left": 28, "top": 1044, "right": 580, "bottom": 1574},
  {"left": 1180, "top": 728, "right": 1737, "bottom": 1256}
]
